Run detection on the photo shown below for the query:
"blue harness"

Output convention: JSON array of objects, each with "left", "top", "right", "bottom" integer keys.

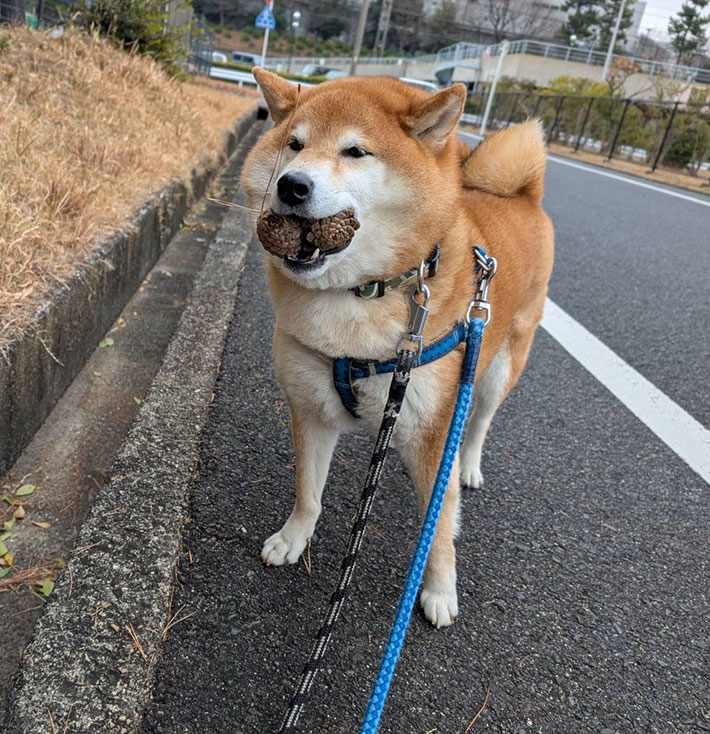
[
  {"left": 333, "top": 322, "right": 468, "bottom": 418},
  {"left": 332, "top": 244, "right": 490, "bottom": 419}
]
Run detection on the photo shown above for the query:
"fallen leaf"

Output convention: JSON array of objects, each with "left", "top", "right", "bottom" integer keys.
[
  {"left": 13, "top": 505, "right": 25, "bottom": 519},
  {"left": 3, "top": 552, "right": 14, "bottom": 566},
  {"left": 98, "top": 337, "right": 114, "bottom": 348},
  {"left": 15, "top": 484, "right": 36, "bottom": 497},
  {"left": 30, "top": 521, "right": 52, "bottom": 529},
  {"left": 38, "top": 579, "right": 55, "bottom": 597},
  {"left": 0, "top": 541, "right": 8, "bottom": 556},
  {"left": 3, "top": 517, "right": 15, "bottom": 531},
  {"left": 0, "top": 567, "right": 11, "bottom": 578}
]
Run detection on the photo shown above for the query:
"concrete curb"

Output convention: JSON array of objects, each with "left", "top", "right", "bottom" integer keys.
[
  {"left": 4, "top": 162, "right": 256, "bottom": 732},
  {"left": 0, "top": 107, "right": 257, "bottom": 477}
]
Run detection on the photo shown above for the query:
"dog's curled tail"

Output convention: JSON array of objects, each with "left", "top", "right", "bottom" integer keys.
[{"left": 461, "top": 119, "right": 547, "bottom": 202}]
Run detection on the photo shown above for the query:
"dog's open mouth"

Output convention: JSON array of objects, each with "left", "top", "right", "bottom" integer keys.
[{"left": 256, "top": 208, "right": 360, "bottom": 271}]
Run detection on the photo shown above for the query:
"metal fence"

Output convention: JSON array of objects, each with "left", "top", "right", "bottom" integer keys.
[{"left": 465, "top": 90, "right": 710, "bottom": 178}]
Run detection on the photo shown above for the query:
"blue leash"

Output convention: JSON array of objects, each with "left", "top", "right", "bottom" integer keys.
[
  {"left": 276, "top": 246, "right": 496, "bottom": 733},
  {"left": 361, "top": 317, "right": 486, "bottom": 733}
]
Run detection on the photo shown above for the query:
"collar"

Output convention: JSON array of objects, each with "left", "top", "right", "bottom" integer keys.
[{"left": 350, "top": 245, "right": 440, "bottom": 299}]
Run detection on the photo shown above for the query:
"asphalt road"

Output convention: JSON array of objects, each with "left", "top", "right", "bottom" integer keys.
[{"left": 141, "top": 148, "right": 710, "bottom": 733}]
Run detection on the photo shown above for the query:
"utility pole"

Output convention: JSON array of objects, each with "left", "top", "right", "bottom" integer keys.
[
  {"left": 350, "top": 0, "right": 371, "bottom": 76},
  {"left": 480, "top": 40, "right": 509, "bottom": 136},
  {"left": 259, "top": 0, "right": 275, "bottom": 67},
  {"left": 374, "top": 0, "right": 394, "bottom": 56},
  {"left": 601, "top": 0, "right": 627, "bottom": 81}
]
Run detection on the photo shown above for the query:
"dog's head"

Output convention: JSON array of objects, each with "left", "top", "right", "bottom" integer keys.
[{"left": 241, "top": 70, "right": 466, "bottom": 289}]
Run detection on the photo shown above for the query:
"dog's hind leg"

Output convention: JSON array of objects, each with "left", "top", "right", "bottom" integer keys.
[
  {"left": 460, "top": 340, "right": 511, "bottom": 489},
  {"left": 261, "top": 409, "right": 339, "bottom": 567}
]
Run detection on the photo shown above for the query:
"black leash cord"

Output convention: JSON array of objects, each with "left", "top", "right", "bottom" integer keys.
[{"left": 278, "top": 348, "right": 417, "bottom": 733}]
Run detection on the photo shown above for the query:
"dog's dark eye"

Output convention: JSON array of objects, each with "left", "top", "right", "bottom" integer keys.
[
  {"left": 288, "top": 138, "right": 303, "bottom": 152},
  {"left": 342, "top": 146, "right": 369, "bottom": 158}
]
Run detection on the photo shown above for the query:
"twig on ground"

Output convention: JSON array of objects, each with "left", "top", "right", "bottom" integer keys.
[
  {"left": 464, "top": 683, "right": 491, "bottom": 732},
  {"left": 161, "top": 604, "right": 197, "bottom": 642},
  {"left": 126, "top": 623, "right": 148, "bottom": 662}
]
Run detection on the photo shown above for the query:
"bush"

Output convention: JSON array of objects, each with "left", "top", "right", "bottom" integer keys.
[
  {"left": 76, "top": 0, "right": 187, "bottom": 75},
  {"left": 665, "top": 115, "right": 710, "bottom": 171}
]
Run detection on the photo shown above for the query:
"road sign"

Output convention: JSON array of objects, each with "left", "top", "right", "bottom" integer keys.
[{"left": 255, "top": 6, "right": 276, "bottom": 30}]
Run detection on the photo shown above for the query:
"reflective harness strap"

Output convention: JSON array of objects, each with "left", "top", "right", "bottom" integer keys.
[{"left": 333, "top": 321, "right": 468, "bottom": 419}]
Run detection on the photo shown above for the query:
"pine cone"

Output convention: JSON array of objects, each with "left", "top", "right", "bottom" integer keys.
[
  {"left": 306, "top": 208, "right": 360, "bottom": 251},
  {"left": 256, "top": 210, "right": 304, "bottom": 257}
]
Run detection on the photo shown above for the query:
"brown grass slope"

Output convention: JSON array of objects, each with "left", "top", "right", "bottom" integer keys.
[{"left": 0, "top": 27, "right": 254, "bottom": 348}]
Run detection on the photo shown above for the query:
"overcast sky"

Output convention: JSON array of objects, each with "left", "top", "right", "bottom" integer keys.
[{"left": 641, "top": 0, "right": 685, "bottom": 37}]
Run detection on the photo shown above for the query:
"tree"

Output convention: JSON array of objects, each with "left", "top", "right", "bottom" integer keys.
[
  {"left": 428, "top": 0, "right": 458, "bottom": 46},
  {"left": 668, "top": 0, "right": 710, "bottom": 64},
  {"left": 561, "top": 0, "right": 600, "bottom": 43},
  {"left": 597, "top": 0, "right": 637, "bottom": 51}
]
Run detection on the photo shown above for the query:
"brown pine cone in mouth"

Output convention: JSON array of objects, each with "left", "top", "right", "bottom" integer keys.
[
  {"left": 255, "top": 210, "right": 304, "bottom": 258},
  {"left": 306, "top": 209, "right": 360, "bottom": 251},
  {"left": 256, "top": 208, "right": 360, "bottom": 258}
]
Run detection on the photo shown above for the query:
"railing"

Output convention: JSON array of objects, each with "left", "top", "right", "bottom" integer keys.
[
  {"left": 435, "top": 40, "right": 710, "bottom": 84},
  {"left": 262, "top": 40, "right": 710, "bottom": 85},
  {"left": 465, "top": 89, "right": 710, "bottom": 177}
]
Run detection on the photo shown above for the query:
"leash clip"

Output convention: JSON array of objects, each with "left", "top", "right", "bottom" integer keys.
[
  {"left": 397, "top": 283, "right": 430, "bottom": 355},
  {"left": 466, "top": 252, "right": 497, "bottom": 326}
]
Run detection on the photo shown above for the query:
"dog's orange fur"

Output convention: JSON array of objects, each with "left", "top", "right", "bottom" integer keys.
[{"left": 241, "top": 70, "right": 554, "bottom": 627}]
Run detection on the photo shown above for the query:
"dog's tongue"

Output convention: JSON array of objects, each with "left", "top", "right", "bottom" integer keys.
[{"left": 256, "top": 209, "right": 360, "bottom": 259}]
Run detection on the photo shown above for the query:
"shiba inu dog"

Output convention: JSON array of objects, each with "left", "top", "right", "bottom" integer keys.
[{"left": 241, "top": 69, "right": 554, "bottom": 628}]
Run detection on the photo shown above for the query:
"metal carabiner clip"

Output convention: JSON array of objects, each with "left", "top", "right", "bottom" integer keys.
[{"left": 397, "top": 283, "right": 430, "bottom": 355}]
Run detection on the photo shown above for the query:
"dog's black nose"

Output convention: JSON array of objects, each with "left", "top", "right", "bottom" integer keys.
[{"left": 277, "top": 172, "right": 313, "bottom": 206}]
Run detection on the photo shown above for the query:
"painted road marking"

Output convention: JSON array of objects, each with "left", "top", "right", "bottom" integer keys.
[
  {"left": 542, "top": 298, "right": 710, "bottom": 486},
  {"left": 457, "top": 130, "right": 710, "bottom": 208}
]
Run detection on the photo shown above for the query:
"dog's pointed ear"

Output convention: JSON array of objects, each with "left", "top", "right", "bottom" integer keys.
[
  {"left": 253, "top": 67, "right": 298, "bottom": 124},
  {"left": 406, "top": 84, "right": 467, "bottom": 147}
]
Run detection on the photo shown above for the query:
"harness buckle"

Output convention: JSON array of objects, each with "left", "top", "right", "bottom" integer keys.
[{"left": 397, "top": 284, "right": 430, "bottom": 355}]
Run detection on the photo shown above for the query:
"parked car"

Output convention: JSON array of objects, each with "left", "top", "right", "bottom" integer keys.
[
  {"left": 301, "top": 64, "right": 347, "bottom": 79},
  {"left": 211, "top": 51, "right": 227, "bottom": 64},
  {"left": 232, "top": 51, "right": 261, "bottom": 66}
]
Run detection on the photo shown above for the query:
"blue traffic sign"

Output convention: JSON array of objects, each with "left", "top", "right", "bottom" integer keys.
[{"left": 255, "top": 6, "right": 276, "bottom": 30}]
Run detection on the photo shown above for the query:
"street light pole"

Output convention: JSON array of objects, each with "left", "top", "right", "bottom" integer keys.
[
  {"left": 480, "top": 40, "right": 509, "bottom": 136},
  {"left": 350, "top": 0, "right": 371, "bottom": 76},
  {"left": 601, "top": 0, "right": 627, "bottom": 81}
]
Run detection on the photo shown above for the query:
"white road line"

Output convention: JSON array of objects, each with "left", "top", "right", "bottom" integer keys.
[
  {"left": 542, "top": 299, "right": 710, "bottom": 486},
  {"left": 457, "top": 130, "right": 710, "bottom": 208}
]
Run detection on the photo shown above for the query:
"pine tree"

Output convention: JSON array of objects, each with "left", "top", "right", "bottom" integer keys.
[
  {"left": 561, "top": 0, "right": 600, "bottom": 43},
  {"left": 597, "top": 0, "right": 637, "bottom": 51},
  {"left": 668, "top": 0, "right": 710, "bottom": 64}
]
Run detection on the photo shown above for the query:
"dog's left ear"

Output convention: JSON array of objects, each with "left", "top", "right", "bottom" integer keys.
[
  {"left": 406, "top": 84, "right": 467, "bottom": 148},
  {"left": 253, "top": 67, "right": 299, "bottom": 124}
]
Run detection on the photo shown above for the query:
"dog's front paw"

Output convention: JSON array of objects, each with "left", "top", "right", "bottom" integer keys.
[
  {"left": 420, "top": 585, "right": 458, "bottom": 628},
  {"left": 460, "top": 464, "right": 484, "bottom": 490},
  {"left": 261, "top": 520, "right": 311, "bottom": 567}
]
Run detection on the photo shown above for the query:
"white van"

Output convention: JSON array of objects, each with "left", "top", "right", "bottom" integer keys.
[{"left": 231, "top": 51, "right": 261, "bottom": 66}]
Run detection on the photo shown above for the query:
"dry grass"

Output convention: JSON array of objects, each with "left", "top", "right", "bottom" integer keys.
[{"left": 0, "top": 27, "right": 254, "bottom": 348}]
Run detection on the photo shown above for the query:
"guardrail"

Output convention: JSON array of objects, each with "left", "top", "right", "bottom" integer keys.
[
  {"left": 435, "top": 40, "right": 710, "bottom": 84},
  {"left": 209, "top": 67, "right": 259, "bottom": 86}
]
